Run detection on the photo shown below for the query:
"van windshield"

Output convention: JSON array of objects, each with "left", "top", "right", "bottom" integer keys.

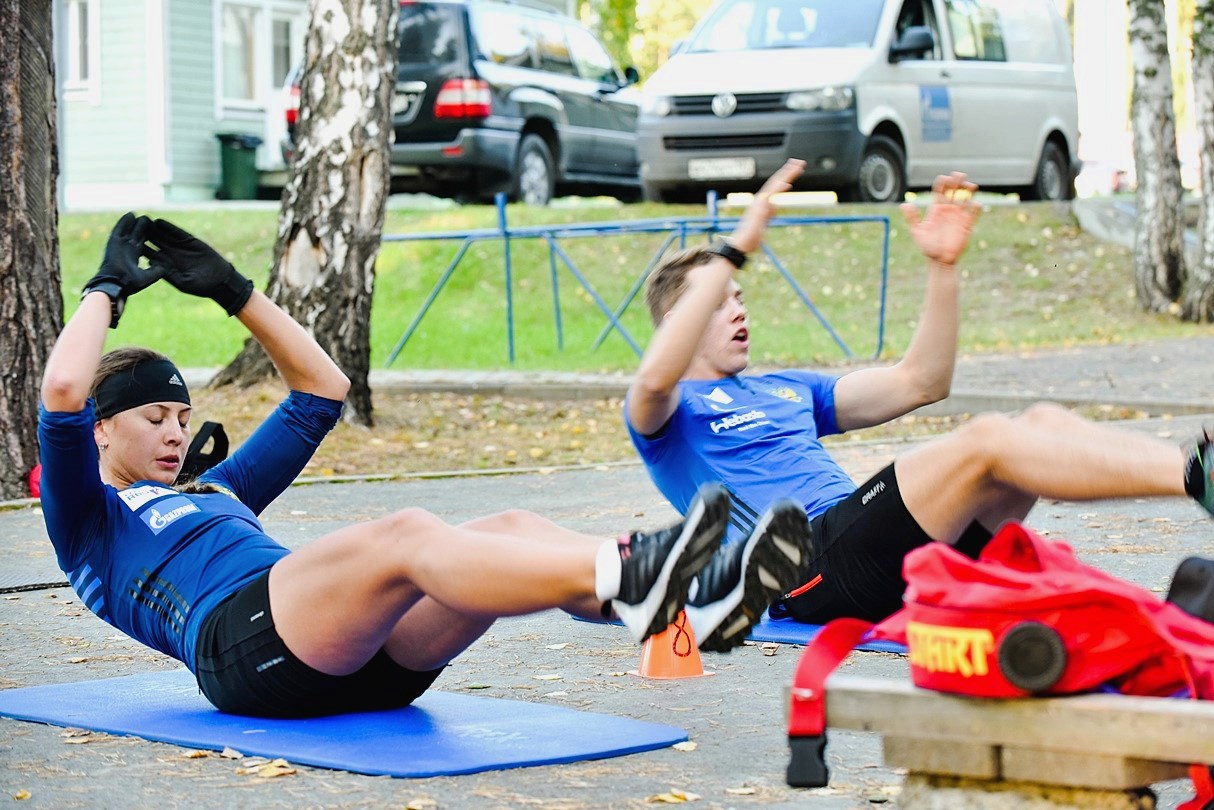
[
  {"left": 398, "top": 3, "right": 464, "bottom": 67},
  {"left": 686, "top": 0, "right": 885, "bottom": 53}
]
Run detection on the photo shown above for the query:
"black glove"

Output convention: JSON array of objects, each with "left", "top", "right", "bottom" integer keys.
[
  {"left": 82, "top": 213, "right": 167, "bottom": 328},
  {"left": 146, "top": 219, "right": 254, "bottom": 316}
]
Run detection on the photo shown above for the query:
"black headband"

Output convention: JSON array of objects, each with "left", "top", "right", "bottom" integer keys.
[{"left": 93, "top": 359, "right": 191, "bottom": 419}]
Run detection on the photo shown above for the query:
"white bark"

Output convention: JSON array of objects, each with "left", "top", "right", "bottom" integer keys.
[
  {"left": 1183, "top": 1, "right": 1214, "bottom": 321},
  {"left": 1128, "top": 0, "right": 1186, "bottom": 312},
  {"left": 215, "top": 0, "right": 398, "bottom": 425}
]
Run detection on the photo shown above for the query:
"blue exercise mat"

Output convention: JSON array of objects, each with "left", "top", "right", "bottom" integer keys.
[
  {"left": 0, "top": 669, "right": 687, "bottom": 777},
  {"left": 747, "top": 615, "right": 907, "bottom": 653},
  {"left": 573, "top": 614, "right": 907, "bottom": 654}
]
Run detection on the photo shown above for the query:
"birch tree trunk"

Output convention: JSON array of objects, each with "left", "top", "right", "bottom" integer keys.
[
  {"left": 1182, "top": 1, "right": 1214, "bottom": 322},
  {"left": 1128, "top": 0, "right": 1187, "bottom": 312},
  {"left": 213, "top": 0, "right": 398, "bottom": 426},
  {"left": 0, "top": 0, "right": 63, "bottom": 500}
]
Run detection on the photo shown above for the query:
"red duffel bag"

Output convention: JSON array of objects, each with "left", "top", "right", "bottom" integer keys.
[{"left": 786, "top": 521, "right": 1214, "bottom": 806}]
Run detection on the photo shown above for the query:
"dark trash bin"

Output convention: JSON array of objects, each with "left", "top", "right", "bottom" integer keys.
[{"left": 215, "top": 133, "right": 263, "bottom": 200}]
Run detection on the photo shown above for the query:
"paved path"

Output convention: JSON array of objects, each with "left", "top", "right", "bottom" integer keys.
[{"left": 4, "top": 324, "right": 1214, "bottom": 807}]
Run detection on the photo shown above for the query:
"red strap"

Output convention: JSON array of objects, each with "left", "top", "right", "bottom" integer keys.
[
  {"left": 1178, "top": 764, "right": 1214, "bottom": 810},
  {"left": 788, "top": 618, "right": 874, "bottom": 736}
]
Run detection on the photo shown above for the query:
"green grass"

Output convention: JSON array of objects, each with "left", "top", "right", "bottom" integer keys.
[{"left": 57, "top": 200, "right": 1214, "bottom": 372}]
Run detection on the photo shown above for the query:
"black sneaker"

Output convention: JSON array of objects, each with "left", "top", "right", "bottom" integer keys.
[
  {"left": 687, "top": 499, "right": 813, "bottom": 653},
  {"left": 1192, "top": 432, "right": 1214, "bottom": 517},
  {"left": 612, "top": 483, "right": 731, "bottom": 642}
]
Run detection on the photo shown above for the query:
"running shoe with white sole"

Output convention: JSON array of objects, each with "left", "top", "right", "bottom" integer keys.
[
  {"left": 686, "top": 499, "right": 813, "bottom": 652},
  {"left": 612, "top": 483, "right": 731, "bottom": 643}
]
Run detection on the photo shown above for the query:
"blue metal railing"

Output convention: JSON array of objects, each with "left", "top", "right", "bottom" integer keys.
[{"left": 382, "top": 193, "right": 890, "bottom": 367}]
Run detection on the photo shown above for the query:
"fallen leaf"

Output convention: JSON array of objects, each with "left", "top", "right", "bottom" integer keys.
[
  {"left": 724, "top": 786, "right": 756, "bottom": 795},
  {"left": 533, "top": 673, "right": 563, "bottom": 681},
  {"left": 406, "top": 800, "right": 437, "bottom": 810},
  {"left": 236, "top": 758, "right": 297, "bottom": 778},
  {"left": 13, "top": 790, "right": 31, "bottom": 800},
  {"left": 219, "top": 746, "right": 244, "bottom": 759},
  {"left": 464, "top": 682, "right": 491, "bottom": 690},
  {"left": 184, "top": 750, "right": 209, "bottom": 759},
  {"left": 647, "top": 789, "right": 700, "bottom": 803},
  {"left": 671, "top": 741, "right": 697, "bottom": 752},
  {"left": 545, "top": 643, "right": 569, "bottom": 650}
]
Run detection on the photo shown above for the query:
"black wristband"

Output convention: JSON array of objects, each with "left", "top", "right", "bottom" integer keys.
[
  {"left": 705, "top": 240, "right": 748, "bottom": 270},
  {"left": 82, "top": 282, "right": 126, "bottom": 329}
]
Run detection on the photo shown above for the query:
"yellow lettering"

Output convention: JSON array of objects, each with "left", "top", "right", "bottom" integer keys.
[{"left": 906, "top": 622, "right": 995, "bottom": 678}]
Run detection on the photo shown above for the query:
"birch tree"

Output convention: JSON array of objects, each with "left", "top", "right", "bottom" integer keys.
[
  {"left": 1128, "top": 0, "right": 1187, "bottom": 312},
  {"left": 0, "top": 0, "right": 63, "bottom": 500},
  {"left": 1182, "top": 1, "right": 1214, "bottom": 321},
  {"left": 213, "top": 0, "right": 398, "bottom": 426}
]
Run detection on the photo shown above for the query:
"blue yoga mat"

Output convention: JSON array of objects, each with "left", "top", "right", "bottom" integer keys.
[
  {"left": 0, "top": 669, "right": 687, "bottom": 777},
  {"left": 573, "top": 614, "right": 907, "bottom": 654},
  {"left": 747, "top": 615, "right": 907, "bottom": 653}
]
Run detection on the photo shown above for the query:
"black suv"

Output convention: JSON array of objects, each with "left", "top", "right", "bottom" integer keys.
[{"left": 283, "top": 0, "right": 641, "bottom": 205}]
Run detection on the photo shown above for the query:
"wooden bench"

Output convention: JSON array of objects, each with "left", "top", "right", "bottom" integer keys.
[{"left": 821, "top": 675, "right": 1214, "bottom": 809}]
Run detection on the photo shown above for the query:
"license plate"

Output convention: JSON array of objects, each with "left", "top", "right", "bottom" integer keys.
[{"left": 687, "top": 157, "right": 756, "bottom": 181}]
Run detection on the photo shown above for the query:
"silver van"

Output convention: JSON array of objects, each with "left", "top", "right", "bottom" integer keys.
[{"left": 636, "top": 0, "right": 1079, "bottom": 203}]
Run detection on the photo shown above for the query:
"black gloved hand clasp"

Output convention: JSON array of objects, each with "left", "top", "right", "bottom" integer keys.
[
  {"left": 82, "top": 212, "right": 167, "bottom": 329},
  {"left": 147, "top": 219, "right": 254, "bottom": 316}
]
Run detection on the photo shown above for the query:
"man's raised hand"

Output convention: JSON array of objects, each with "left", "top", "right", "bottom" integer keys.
[
  {"left": 730, "top": 158, "right": 806, "bottom": 254},
  {"left": 900, "top": 172, "right": 981, "bottom": 268}
]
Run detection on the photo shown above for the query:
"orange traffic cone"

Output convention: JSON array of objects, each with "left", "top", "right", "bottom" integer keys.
[{"left": 632, "top": 610, "right": 714, "bottom": 679}]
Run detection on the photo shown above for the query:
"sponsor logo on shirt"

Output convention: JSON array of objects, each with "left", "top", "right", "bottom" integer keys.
[
  {"left": 118, "top": 485, "right": 178, "bottom": 511},
  {"left": 767, "top": 386, "right": 803, "bottom": 403},
  {"left": 140, "top": 496, "right": 200, "bottom": 535},
  {"left": 700, "top": 386, "right": 742, "bottom": 413},
  {"left": 710, "top": 409, "right": 767, "bottom": 434}
]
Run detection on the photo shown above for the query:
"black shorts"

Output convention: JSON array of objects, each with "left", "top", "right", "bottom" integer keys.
[
  {"left": 194, "top": 570, "right": 443, "bottom": 718},
  {"left": 780, "top": 463, "right": 992, "bottom": 624}
]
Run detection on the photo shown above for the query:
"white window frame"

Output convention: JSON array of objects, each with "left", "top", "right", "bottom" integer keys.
[
  {"left": 214, "top": 1, "right": 306, "bottom": 115},
  {"left": 215, "top": 1, "right": 264, "bottom": 112},
  {"left": 63, "top": 0, "right": 101, "bottom": 104}
]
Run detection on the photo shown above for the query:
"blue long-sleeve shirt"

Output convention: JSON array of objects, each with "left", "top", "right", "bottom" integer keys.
[{"left": 38, "top": 391, "right": 342, "bottom": 671}]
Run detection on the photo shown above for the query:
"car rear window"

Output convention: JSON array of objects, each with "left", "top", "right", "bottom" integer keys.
[{"left": 398, "top": 3, "right": 465, "bottom": 67}]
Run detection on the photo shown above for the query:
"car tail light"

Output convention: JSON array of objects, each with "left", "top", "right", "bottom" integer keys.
[
  {"left": 433, "top": 78, "right": 491, "bottom": 119},
  {"left": 285, "top": 83, "right": 300, "bottom": 127}
]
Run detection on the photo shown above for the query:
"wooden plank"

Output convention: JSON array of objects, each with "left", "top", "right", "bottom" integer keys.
[
  {"left": 899, "top": 773, "right": 1158, "bottom": 810},
  {"left": 823, "top": 675, "right": 1214, "bottom": 762},
  {"left": 883, "top": 735, "right": 999, "bottom": 779},
  {"left": 1001, "top": 747, "right": 1190, "bottom": 789}
]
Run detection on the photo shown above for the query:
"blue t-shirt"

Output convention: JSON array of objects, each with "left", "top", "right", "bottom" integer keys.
[
  {"left": 37, "top": 391, "right": 343, "bottom": 672},
  {"left": 627, "top": 370, "right": 856, "bottom": 543}
]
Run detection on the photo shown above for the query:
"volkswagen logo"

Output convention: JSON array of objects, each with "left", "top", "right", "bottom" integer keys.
[{"left": 711, "top": 92, "right": 737, "bottom": 118}]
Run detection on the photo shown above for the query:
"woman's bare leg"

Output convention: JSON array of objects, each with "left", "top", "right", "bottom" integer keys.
[
  {"left": 459, "top": 509, "right": 607, "bottom": 618},
  {"left": 374, "top": 509, "right": 620, "bottom": 672},
  {"left": 269, "top": 508, "right": 601, "bottom": 675}
]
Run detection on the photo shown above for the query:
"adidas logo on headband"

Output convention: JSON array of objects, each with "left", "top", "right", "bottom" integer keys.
[{"left": 169, "top": 374, "right": 183, "bottom": 386}]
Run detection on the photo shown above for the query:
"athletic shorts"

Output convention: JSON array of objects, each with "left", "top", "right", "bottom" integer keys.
[
  {"left": 194, "top": 569, "right": 443, "bottom": 718},
  {"left": 779, "top": 463, "right": 992, "bottom": 624}
]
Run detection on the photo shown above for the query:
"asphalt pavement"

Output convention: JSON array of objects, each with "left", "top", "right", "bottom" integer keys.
[{"left": 3, "top": 328, "right": 1214, "bottom": 808}]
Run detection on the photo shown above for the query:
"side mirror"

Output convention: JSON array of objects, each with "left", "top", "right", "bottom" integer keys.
[
  {"left": 623, "top": 66, "right": 640, "bottom": 86},
  {"left": 889, "top": 25, "right": 934, "bottom": 62}
]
